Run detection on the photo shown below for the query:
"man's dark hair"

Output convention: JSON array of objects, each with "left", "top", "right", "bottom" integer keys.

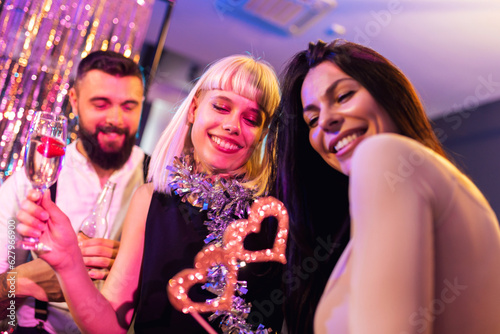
[{"left": 75, "top": 50, "right": 145, "bottom": 89}]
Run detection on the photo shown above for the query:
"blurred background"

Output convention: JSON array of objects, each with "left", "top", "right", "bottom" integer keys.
[{"left": 1, "top": 0, "right": 500, "bottom": 213}]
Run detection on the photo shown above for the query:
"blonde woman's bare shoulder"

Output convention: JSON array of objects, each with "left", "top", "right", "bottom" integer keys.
[
  {"left": 121, "top": 183, "right": 154, "bottom": 234},
  {"left": 136, "top": 182, "right": 154, "bottom": 195},
  {"left": 134, "top": 182, "right": 154, "bottom": 197},
  {"left": 129, "top": 183, "right": 155, "bottom": 210}
]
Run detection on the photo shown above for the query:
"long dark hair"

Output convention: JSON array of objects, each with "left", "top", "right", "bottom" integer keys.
[{"left": 268, "top": 39, "right": 446, "bottom": 333}]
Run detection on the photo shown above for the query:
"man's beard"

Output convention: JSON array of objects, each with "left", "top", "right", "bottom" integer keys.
[{"left": 78, "top": 124, "right": 136, "bottom": 170}]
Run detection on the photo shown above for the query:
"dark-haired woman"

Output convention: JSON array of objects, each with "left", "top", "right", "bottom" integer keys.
[{"left": 269, "top": 39, "right": 500, "bottom": 333}]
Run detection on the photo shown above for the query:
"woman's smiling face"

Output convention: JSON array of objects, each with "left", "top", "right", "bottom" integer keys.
[
  {"left": 188, "top": 89, "right": 266, "bottom": 175},
  {"left": 301, "top": 61, "right": 399, "bottom": 175}
]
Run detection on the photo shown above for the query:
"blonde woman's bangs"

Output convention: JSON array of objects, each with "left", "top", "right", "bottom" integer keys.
[{"left": 199, "top": 57, "right": 279, "bottom": 124}]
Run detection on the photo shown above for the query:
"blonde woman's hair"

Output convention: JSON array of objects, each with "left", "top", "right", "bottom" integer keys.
[{"left": 148, "top": 54, "right": 280, "bottom": 196}]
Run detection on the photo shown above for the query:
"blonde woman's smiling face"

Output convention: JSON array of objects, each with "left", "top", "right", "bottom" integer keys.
[
  {"left": 301, "top": 61, "right": 399, "bottom": 175},
  {"left": 188, "top": 89, "right": 266, "bottom": 175}
]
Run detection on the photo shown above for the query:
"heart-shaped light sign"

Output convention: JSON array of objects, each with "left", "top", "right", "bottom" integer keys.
[
  {"left": 167, "top": 196, "right": 289, "bottom": 314},
  {"left": 223, "top": 196, "right": 289, "bottom": 264}
]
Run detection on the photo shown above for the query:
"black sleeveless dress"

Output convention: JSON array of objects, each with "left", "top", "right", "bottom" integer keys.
[{"left": 134, "top": 192, "right": 284, "bottom": 333}]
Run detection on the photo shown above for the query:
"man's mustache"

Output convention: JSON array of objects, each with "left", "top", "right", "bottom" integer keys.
[{"left": 96, "top": 124, "right": 128, "bottom": 135}]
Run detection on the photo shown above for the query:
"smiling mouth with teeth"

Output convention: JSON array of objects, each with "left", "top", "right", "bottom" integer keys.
[
  {"left": 334, "top": 131, "right": 365, "bottom": 153},
  {"left": 210, "top": 135, "right": 242, "bottom": 151}
]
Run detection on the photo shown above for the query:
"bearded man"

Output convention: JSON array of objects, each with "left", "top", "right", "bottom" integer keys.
[{"left": 0, "top": 50, "right": 148, "bottom": 334}]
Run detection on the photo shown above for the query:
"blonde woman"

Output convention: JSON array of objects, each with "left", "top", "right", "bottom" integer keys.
[{"left": 17, "top": 55, "right": 283, "bottom": 333}]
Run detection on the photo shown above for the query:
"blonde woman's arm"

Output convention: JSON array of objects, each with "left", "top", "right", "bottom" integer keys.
[{"left": 16, "top": 184, "right": 153, "bottom": 333}]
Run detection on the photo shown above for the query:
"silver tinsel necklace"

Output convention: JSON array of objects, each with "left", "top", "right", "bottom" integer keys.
[{"left": 168, "top": 154, "right": 271, "bottom": 334}]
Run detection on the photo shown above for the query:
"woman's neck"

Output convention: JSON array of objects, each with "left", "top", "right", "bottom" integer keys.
[{"left": 192, "top": 154, "right": 246, "bottom": 180}]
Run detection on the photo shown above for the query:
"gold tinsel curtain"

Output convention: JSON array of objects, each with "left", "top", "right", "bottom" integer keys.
[{"left": 0, "top": 0, "right": 154, "bottom": 181}]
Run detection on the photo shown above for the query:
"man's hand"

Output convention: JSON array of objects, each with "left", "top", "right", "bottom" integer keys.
[
  {"left": 1, "top": 258, "right": 63, "bottom": 303},
  {"left": 78, "top": 235, "right": 120, "bottom": 280}
]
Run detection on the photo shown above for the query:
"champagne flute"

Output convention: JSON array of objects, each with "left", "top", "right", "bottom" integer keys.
[{"left": 20, "top": 111, "right": 67, "bottom": 251}]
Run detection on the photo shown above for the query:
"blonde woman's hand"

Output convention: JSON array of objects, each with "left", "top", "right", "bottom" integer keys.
[{"left": 16, "top": 189, "right": 82, "bottom": 272}]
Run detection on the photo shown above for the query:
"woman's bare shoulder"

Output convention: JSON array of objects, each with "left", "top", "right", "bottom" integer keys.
[{"left": 134, "top": 183, "right": 154, "bottom": 200}]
